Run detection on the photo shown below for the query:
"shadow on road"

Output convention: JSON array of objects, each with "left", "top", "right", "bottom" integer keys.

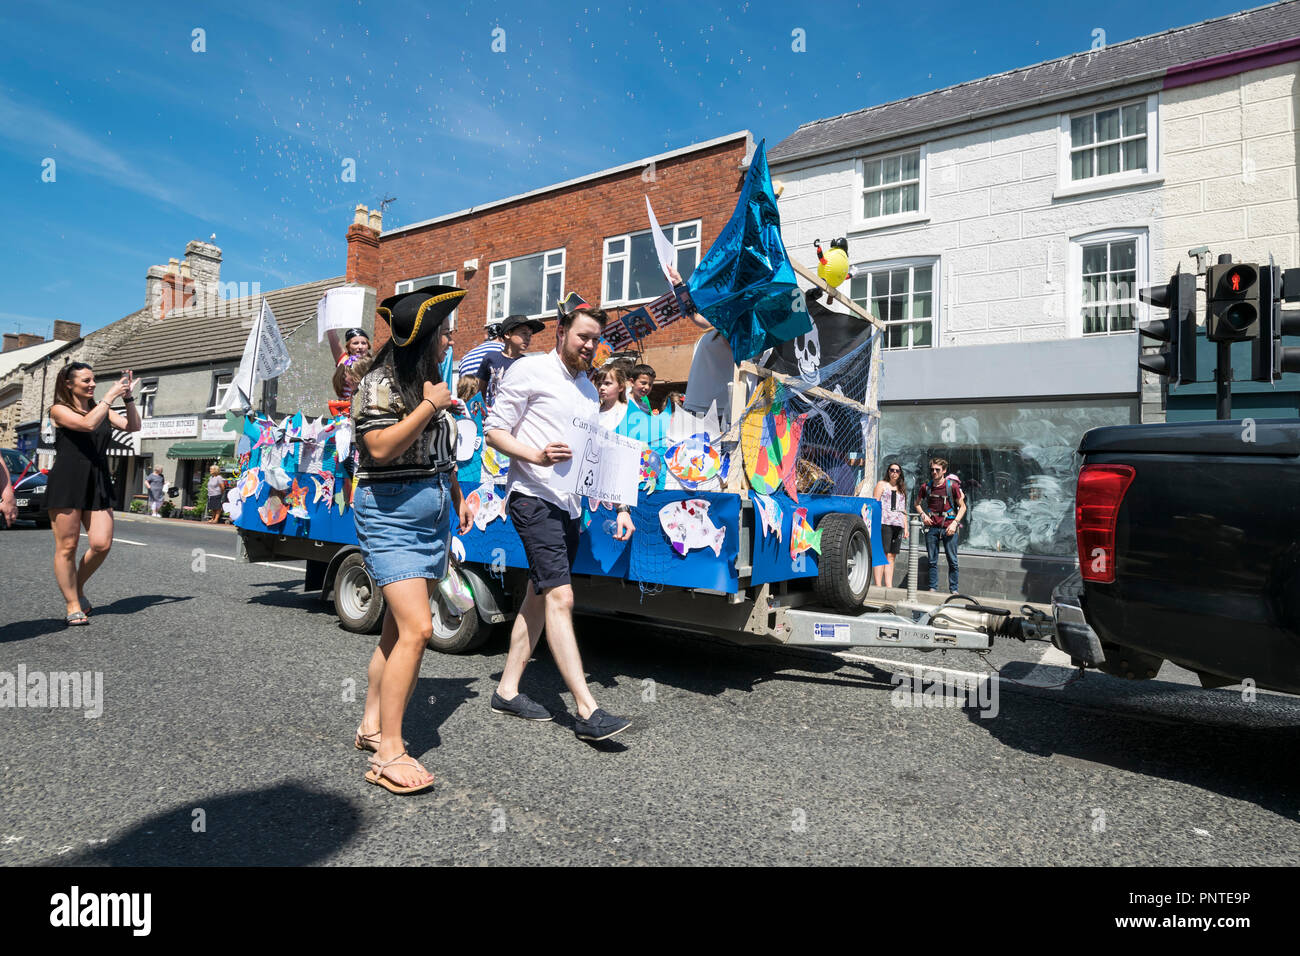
[
  {"left": 961, "top": 667, "right": 1300, "bottom": 822},
  {"left": 40, "top": 782, "right": 361, "bottom": 866},
  {"left": 0, "top": 595, "right": 194, "bottom": 644},
  {"left": 403, "top": 676, "right": 481, "bottom": 757}
]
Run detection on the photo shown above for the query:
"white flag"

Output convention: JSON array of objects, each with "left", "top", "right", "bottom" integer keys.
[
  {"left": 317, "top": 285, "right": 367, "bottom": 342},
  {"left": 220, "top": 297, "right": 291, "bottom": 412},
  {"left": 645, "top": 196, "right": 677, "bottom": 281}
]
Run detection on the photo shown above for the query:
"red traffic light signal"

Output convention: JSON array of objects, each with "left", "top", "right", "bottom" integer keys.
[{"left": 1207, "top": 262, "right": 1260, "bottom": 341}]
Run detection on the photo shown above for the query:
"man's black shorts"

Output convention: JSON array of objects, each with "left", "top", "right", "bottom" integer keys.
[{"left": 508, "top": 493, "right": 580, "bottom": 594}]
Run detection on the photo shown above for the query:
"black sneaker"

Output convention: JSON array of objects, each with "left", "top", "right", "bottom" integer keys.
[
  {"left": 490, "top": 691, "right": 552, "bottom": 722},
  {"left": 574, "top": 708, "right": 631, "bottom": 742}
]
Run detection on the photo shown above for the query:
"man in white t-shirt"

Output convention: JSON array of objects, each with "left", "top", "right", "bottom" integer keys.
[{"left": 483, "top": 294, "right": 635, "bottom": 742}]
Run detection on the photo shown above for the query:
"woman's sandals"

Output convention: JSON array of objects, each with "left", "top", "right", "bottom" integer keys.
[{"left": 366, "top": 752, "right": 434, "bottom": 795}]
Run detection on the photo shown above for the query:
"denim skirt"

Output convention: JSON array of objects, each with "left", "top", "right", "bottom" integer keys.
[{"left": 352, "top": 474, "right": 451, "bottom": 588}]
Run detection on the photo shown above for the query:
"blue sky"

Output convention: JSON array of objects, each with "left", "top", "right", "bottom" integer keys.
[{"left": 0, "top": 0, "right": 1256, "bottom": 337}]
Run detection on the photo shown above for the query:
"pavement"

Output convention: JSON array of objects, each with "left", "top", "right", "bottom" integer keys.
[{"left": 2, "top": 512, "right": 1299, "bottom": 866}]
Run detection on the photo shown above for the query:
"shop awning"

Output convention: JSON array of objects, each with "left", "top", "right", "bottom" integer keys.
[{"left": 166, "top": 440, "right": 235, "bottom": 460}]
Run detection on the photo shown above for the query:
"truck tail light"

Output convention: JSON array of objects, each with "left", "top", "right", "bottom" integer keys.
[{"left": 1076, "top": 465, "right": 1135, "bottom": 584}]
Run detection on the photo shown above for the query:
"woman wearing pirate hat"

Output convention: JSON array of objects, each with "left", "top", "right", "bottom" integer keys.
[{"left": 349, "top": 285, "right": 473, "bottom": 795}]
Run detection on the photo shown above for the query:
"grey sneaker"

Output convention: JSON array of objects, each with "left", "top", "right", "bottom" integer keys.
[
  {"left": 491, "top": 691, "right": 552, "bottom": 722},
  {"left": 574, "top": 708, "right": 631, "bottom": 742}
]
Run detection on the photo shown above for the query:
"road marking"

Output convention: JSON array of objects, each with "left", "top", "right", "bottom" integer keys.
[
  {"left": 202, "top": 553, "right": 304, "bottom": 573},
  {"left": 82, "top": 533, "right": 146, "bottom": 546}
]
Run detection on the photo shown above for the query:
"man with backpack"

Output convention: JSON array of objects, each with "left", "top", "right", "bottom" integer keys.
[{"left": 916, "top": 457, "right": 966, "bottom": 593}]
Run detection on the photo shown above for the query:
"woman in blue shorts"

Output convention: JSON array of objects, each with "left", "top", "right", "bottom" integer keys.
[{"left": 350, "top": 285, "right": 472, "bottom": 795}]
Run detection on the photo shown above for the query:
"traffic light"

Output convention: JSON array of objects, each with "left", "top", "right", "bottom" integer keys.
[
  {"left": 1138, "top": 269, "right": 1197, "bottom": 384},
  {"left": 1206, "top": 261, "right": 1260, "bottom": 341},
  {"left": 1252, "top": 257, "right": 1300, "bottom": 381}
]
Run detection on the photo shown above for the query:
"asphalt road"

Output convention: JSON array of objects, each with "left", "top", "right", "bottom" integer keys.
[{"left": 2, "top": 513, "right": 1298, "bottom": 865}]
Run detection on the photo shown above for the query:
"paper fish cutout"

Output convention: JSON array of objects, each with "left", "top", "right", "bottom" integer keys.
[
  {"left": 286, "top": 479, "right": 308, "bottom": 517},
  {"left": 658, "top": 498, "right": 726, "bottom": 557},
  {"left": 259, "top": 494, "right": 288, "bottom": 527},
  {"left": 753, "top": 492, "right": 783, "bottom": 543},
  {"left": 481, "top": 444, "right": 509, "bottom": 479},
  {"left": 237, "top": 468, "right": 262, "bottom": 500},
  {"left": 334, "top": 490, "right": 346, "bottom": 515},
  {"left": 743, "top": 379, "right": 806, "bottom": 501},
  {"left": 223, "top": 411, "right": 245, "bottom": 434},
  {"left": 455, "top": 418, "right": 481, "bottom": 464},
  {"left": 450, "top": 537, "right": 466, "bottom": 564},
  {"left": 791, "top": 508, "right": 822, "bottom": 559},
  {"left": 311, "top": 473, "right": 335, "bottom": 505},
  {"left": 639, "top": 447, "right": 663, "bottom": 493},
  {"left": 468, "top": 486, "right": 506, "bottom": 531},
  {"left": 222, "top": 487, "right": 244, "bottom": 523},
  {"left": 263, "top": 464, "right": 291, "bottom": 491},
  {"left": 333, "top": 418, "right": 354, "bottom": 461},
  {"left": 664, "top": 433, "right": 723, "bottom": 490}
]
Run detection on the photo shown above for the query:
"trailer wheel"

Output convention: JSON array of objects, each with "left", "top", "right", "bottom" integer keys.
[
  {"left": 334, "top": 553, "right": 385, "bottom": 633},
  {"left": 814, "top": 512, "right": 872, "bottom": 612},
  {"left": 427, "top": 588, "right": 488, "bottom": 654}
]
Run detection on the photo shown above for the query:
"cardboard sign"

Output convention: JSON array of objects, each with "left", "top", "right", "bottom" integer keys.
[{"left": 552, "top": 415, "right": 642, "bottom": 506}]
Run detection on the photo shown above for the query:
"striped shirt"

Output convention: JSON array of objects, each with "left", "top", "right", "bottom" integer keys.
[
  {"left": 353, "top": 364, "right": 457, "bottom": 481},
  {"left": 458, "top": 340, "right": 504, "bottom": 380}
]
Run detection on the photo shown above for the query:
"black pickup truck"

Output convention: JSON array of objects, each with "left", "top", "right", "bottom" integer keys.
[{"left": 1052, "top": 418, "right": 1300, "bottom": 695}]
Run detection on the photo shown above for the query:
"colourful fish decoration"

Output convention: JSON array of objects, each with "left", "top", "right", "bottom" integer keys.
[
  {"left": 286, "top": 479, "right": 309, "bottom": 518},
  {"left": 222, "top": 487, "right": 244, "bottom": 523},
  {"left": 639, "top": 447, "right": 663, "bottom": 493},
  {"left": 790, "top": 507, "right": 822, "bottom": 559},
  {"left": 482, "top": 445, "right": 509, "bottom": 480},
  {"left": 658, "top": 498, "right": 726, "bottom": 557},
  {"left": 311, "top": 473, "right": 335, "bottom": 505},
  {"left": 237, "top": 468, "right": 262, "bottom": 500},
  {"left": 263, "top": 464, "right": 291, "bottom": 491},
  {"left": 741, "top": 377, "right": 805, "bottom": 501},
  {"left": 469, "top": 486, "right": 506, "bottom": 531},
  {"left": 259, "top": 494, "right": 288, "bottom": 527},
  {"left": 664, "top": 433, "right": 723, "bottom": 490},
  {"left": 753, "top": 492, "right": 783, "bottom": 543}
]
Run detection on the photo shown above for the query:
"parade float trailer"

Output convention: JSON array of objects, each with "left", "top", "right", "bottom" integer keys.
[
  {"left": 234, "top": 141, "right": 1055, "bottom": 659},
  {"left": 232, "top": 261, "right": 1051, "bottom": 660}
]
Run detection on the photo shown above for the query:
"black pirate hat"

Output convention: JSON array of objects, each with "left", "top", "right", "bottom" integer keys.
[
  {"left": 556, "top": 290, "right": 593, "bottom": 322},
  {"left": 377, "top": 285, "right": 466, "bottom": 348}
]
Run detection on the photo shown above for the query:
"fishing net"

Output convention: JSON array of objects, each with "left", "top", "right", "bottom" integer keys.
[{"left": 732, "top": 330, "right": 879, "bottom": 500}]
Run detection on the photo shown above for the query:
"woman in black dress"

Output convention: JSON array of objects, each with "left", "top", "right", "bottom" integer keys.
[{"left": 45, "top": 362, "right": 141, "bottom": 625}]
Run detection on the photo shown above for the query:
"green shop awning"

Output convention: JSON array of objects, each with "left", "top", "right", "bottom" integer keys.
[{"left": 166, "top": 440, "right": 235, "bottom": 460}]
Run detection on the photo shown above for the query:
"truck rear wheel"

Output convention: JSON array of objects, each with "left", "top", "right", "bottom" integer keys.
[
  {"left": 334, "top": 553, "right": 385, "bottom": 633},
  {"left": 428, "top": 586, "right": 488, "bottom": 654},
  {"left": 814, "top": 512, "right": 872, "bottom": 612}
]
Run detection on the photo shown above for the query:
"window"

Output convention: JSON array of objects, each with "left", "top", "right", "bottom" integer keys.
[
  {"left": 850, "top": 261, "right": 937, "bottom": 350},
  {"left": 139, "top": 379, "right": 158, "bottom": 418},
  {"left": 209, "top": 371, "right": 233, "bottom": 411},
  {"left": 395, "top": 271, "right": 458, "bottom": 328},
  {"left": 857, "top": 147, "right": 924, "bottom": 223},
  {"left": 1063, "top": 97, "right": 1156, "bottom": 184},
  {"left": 1071, "top": 230, "right": 1146, "bottom": 336},
  {"left": 602, "top": 221, "right": 700, "bottom": 305},
  {"left": 487, "top": 250, "right": 565, "bottom": 322}
]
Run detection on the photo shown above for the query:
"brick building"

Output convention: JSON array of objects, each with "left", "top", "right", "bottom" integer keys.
[{"left": 344, "top": 132, "right": 754, "bottom": 390}]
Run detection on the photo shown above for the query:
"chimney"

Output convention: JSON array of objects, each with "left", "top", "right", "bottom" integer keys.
[
  {"left": 2, "top": 333, "right": 19, "bottom": 353},
  {"left": 52, "top": 320, "right": 81, "bottom": 342},
  {"left": 346, "top": 203, "right": 382, "bottom": 288},
  {"left": 183, "top": 240, "right": 223, "bottom": 305},
  {"left": 145, "top": 264, "right": 169, "bottom": 318},
  {"left": 368, "top": 208, "right": 383, "bottom": 232}
]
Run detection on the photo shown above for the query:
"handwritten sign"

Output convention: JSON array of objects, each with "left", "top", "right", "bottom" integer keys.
[{"left": 552, "top": 415, "right": 642, "bottom": 506}]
